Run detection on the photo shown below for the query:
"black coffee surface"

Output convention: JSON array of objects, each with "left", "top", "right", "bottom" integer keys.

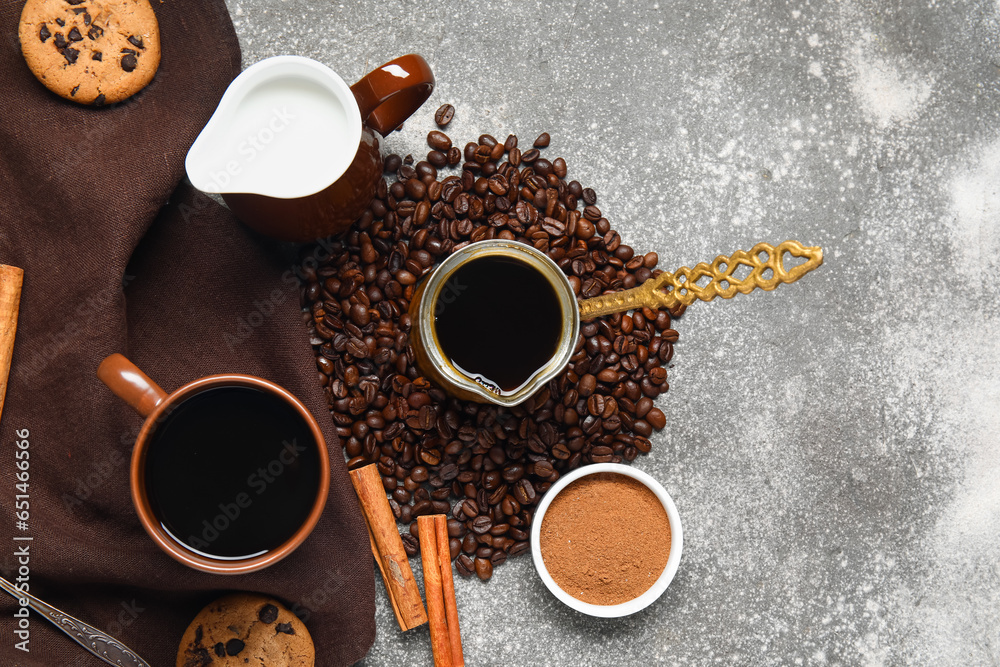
[
  {"left": 144, "top": 386, "right": 321, "bottom": 559},
  {"left": 433, "top": 255, "right": 562, "bottom": 392}
]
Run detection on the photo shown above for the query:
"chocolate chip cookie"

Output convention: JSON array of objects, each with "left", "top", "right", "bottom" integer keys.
[
  {"left": 19, "top": 0, "right": 161, "bottom": 105},
  {"left": 176, "top": 594, "right": 315, "bottom": 667}
]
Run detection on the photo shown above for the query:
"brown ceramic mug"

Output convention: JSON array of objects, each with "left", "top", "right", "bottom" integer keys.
[
  {"left": 97, "top": 353, "right": 330, "bottom": 575},
  {"left": 185, "top": 54, "right": 434, "bottom": 242}
]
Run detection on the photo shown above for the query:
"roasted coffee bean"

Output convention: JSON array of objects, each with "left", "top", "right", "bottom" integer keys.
[
  {"left": 428, "top": 130, "right": 452, "bottom": 151},
  {"left": 456, "top": 554, "right": 474, "bottom": 577},
  {"left": 431, "top": 499, "right": 450, "bottom": 514},
  {"left": 405, "top": 178, "right": 427, "bottom": 200},
  {"left": 475, "top": 557, "right": 493, "bottom": 580},
  {"left": 514, "top": 479, "right": 537, "bottom": 505},
  {"left": 447, "top": 518, "right": 466, "bottom": 537},
  {"left": 509, "top": 523, "right": 530, "bottom": 540},
  {"left": 482, "top": 469, "right": 502, "bottom": 490},
  {"left": 459, "top": 498, "right": 478, "bottom": 519},
  {"left": 533, "top": 132, "right": 551, "bottom": 148},
  {"left": 633, "top": 420, "right": 653, "bottom": 437},
  {"left": 384, "top": 154, "right": 402, "bottom": 173},
  {"left": 489, "top": 522, "right": 510, "bottom": 536},
  {"left": 463, "top": 142, "right": 477, "bottom": 162},
  {"left": 501, "top": 464, "right": 524, "bottom": 483},
  {"left": 412, "top": 499, "right": 433, "bottom": 517},
  {"left": 635, "top": 396, "right": 653, "bottom": 418},
  {"left": 507, "top": 541, "right": 529, "bottom": 558},
  {"left": 533, "top": 460, "right": 555, "bottom": 478},
  {"left": 401, "top": 533, "right": 419, "bottom": 557},
  {"left": 346, "top": 338, "right": 368, "bottom": 359},
  {"left": 449, "top": 538, "right": 462, "bottom": 560},
  {"left": 578, "top": 373, "right": 597, "bottom": 396},
  {"left": 646, "top": 407, "right": 666, "bottom": 429},
  {"left": 434, "top": 103, "right": 455, "bottom": 127},
  {"left": 471, "top": 515, "right": 493, "bottom": 534},
  {"left": 489, "top": 142, "right": 505, "bottom": 161},
  {"left": 587, "top": 394, "right": 606, "bottom": 417},
  {"left": 428, "top": 150, "right": 448, "bottom": 168}
]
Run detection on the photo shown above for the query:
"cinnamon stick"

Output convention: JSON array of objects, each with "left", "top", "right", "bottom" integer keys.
[
  {"left": 434, "top": 514, "right": 464, "bottom": 667},
  {"left": 365, "top": 522, "right": 405, "bottom": 630},
  {"left": 349, "top": 464, "right": 427, "bottom": 631},
  {"left": 0, "top": 265, "right": 23, "bottom": 427},
  {"left": 418, "top": 515, "right": 452, "bottom": 667}
]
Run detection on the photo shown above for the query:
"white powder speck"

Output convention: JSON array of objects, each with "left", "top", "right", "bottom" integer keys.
[
  {"left": 856, "top": 631, "right": 889, "bottom": 667},
  {"left": 949, "top": 137, "right": 1000, "bottom": 279},
  {"left": 808, "top": 33, "right": 820, "bottom": 47},
  {"left": 717, "top": 139, "right": 737, "bottom": 159},
  {"left": 847, "top": 135, "right": 859, "bottom": 157},
  {"left": 846, "top": 47, "right": 933, "bottom": 128},
  {"left": 809, "top": 61, "right": 825, "bottom": 80}
]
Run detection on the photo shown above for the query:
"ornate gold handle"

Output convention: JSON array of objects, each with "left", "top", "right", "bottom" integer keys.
[{"left": 578, "top": 240, "right": 823, "bottom": 320}]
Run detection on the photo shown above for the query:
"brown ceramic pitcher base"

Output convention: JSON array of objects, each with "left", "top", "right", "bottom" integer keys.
[{"left": 224, "top": 130, "right": 383, "bottom": 242}]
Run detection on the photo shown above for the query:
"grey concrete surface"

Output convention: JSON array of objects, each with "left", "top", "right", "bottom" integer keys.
[{"left": 223, "top": 1, "right": 1000, "bottom": 664}]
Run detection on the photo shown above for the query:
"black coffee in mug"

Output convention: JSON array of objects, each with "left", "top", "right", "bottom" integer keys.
[
  {"left": 433, "top": 255, "right": 562, "bottom": 393},
  {"left": 143, "top": 385, "right": 321, "bottom": 559}
]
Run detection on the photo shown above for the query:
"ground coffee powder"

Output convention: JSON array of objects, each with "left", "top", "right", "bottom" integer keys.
[{"left": 540, "top": 472, "right": 671, "bottom": 605}]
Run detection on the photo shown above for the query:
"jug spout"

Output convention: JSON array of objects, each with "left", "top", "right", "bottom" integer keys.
[{"left": 185, "top": 56, "right": 362, "bottom": 200}]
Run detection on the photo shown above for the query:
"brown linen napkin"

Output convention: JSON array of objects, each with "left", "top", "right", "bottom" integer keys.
[{"left": 0, "top": 1, "right": 376, "bottom": 665}]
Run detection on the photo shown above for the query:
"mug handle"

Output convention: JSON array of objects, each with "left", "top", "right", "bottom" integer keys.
[
  {"left": 350, "top": 54, "right": 434, "bottom": 136},
  {"left": 97, "top": 353, "right": 168, "bottom": 419}
]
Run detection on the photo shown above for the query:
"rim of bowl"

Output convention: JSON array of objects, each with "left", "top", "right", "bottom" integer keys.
[{"left": 530, "top": 463, "right": 683, "bottom": 617}]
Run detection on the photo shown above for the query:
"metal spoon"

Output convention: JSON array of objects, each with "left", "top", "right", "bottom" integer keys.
[{"left": 0, "top": 575, "right": 151, "bottom": 667}]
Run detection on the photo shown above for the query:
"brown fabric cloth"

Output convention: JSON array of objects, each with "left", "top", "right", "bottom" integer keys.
[{"left": 0, "top": 1, "right": 376, "bottom": 665}]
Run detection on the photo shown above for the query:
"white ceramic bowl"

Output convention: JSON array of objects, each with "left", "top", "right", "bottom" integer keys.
[{"left": 530, "top": 463, "right": 683, "bottom": 617}]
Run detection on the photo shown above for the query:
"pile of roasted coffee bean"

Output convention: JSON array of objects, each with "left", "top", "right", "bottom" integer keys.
[{"left": 301, "top": 109, "right": 681, "bottom": 580}]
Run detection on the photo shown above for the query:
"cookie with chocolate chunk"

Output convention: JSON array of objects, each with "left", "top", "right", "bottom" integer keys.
[
  {"left": 176, "top": 594, "right": 315, "bottom": 667},
  {"left": 19, "top": 0, "right": 160, "bottom": 105}
]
